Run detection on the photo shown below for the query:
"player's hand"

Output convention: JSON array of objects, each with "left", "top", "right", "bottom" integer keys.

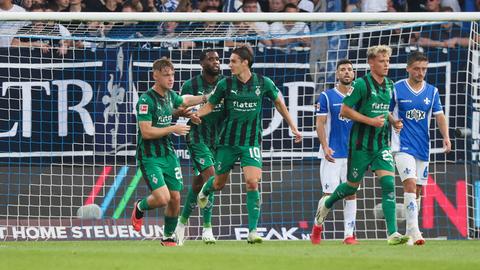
[
  {"left": 443, "top": 138, "right": 452, "bottom": 153},
  {"left": 370, "top": 115, "right": 385, "bottom": 128},
  {"left": 323, "top": 146, "right": 335, "bottom": 163},
  {"left": 291, "top": 127, "right": 302, "bottom": 143},
  {"left": 173, "top": 106, "right": 194, "bottom": 118},
  {"left": 392, "top": 119, "right": 403, "bottom": 133},
  {"left": 190, "top": 113, "right": 202, "bottom": 125},
  {"left": 173, "top": 124, "right": 190, "bottom": 136}
]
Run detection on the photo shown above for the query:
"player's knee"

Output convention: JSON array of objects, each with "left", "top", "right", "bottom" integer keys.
[
  {"left": 168, "top": 192, "right": 181, "bottom": 206},
  {"left": 403, "top": 178, "right": 416, "bottom": 193},
  {"left": 245, "top": 178, "right": 259, "bottom": 190}
]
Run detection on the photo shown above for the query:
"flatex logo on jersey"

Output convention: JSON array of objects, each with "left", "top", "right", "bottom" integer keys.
[
  {"left": 371, "top": 103, "right": 389, "bottom": 113},
  {"left": 232, "top": 100, "right": 257, "bottom": 112},
  {"left": 157, "top": 115, "right": 172, "bottom": 125},
  {"left": 406, "top": 108, "right": 426, "bottom": 122}
]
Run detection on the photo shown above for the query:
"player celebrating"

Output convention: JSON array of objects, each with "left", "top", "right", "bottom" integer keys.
[
  {"left": 315, "top": 45, "right": 409, "bottom": 245},
  {"left": 175, "top": 50, "right": 225, "bottom": 245},
  {"left": 131, "top": 58, "right": 206, "bottom": 247},
  {"left": 193, "top": 46, "right": 302, "bottom": 244},
  {"left": 311, "top": 59, "right": 358, "bottom": 245},
  {"left": 391, "top": 51, "right": 451, "bottom": 245}
]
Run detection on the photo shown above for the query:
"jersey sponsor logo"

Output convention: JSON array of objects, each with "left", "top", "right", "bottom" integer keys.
[
  {"left": 371, "top": 103, "right": 389, "bottom": 113},
  {"left": 233, "top": 100, "right": 257, "bottom": 111},
  {"left": 406, "top": 109, "right": 426, "bottom": 122},
  {"left": 139, "top": 104, "right": 148, "bottom": 114},
  {"left": 400, "top": 99, "right": 412, "bottom": 103},
  {"left": 157, "top": 115, "right": 173, "bottom": 125}
]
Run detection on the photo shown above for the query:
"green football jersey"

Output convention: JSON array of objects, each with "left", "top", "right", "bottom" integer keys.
[
  {"left": 343, "top": 73, "right": 393, "bottom": 152},
  {"left": 136, "top": 88, "right": 184, "bottom": 160},
  {"left": 181, "top": 74, "right": 225, "bottom": 147},
  {"left": 208, "top": 73, "right": 279, "bottom": 147}
]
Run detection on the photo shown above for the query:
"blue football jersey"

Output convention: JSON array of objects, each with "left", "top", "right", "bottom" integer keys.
[
  {"left": 390, "top": 79, "right": 443, "bottom": 161},
  {"left": 315, "top": 88, "right": 353, "bottom": 158}
]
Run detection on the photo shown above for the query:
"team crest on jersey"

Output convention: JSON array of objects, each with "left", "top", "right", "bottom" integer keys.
[
  {"left": 139, "top": 104, "right": 148, "bottom": 114},
  {"left": 151, "top": 175, "right": 158, "bottom": 184},
  {"left": 424, "top": 97, "right": 431, "bottom": 105},
  {"left": 255, "top": 86, "right": 261, "bottom": 96},
  {"left": 199, "top": 158, "right": 205, "bottom": 165}
]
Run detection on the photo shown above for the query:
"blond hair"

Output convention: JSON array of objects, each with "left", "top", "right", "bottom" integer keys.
[
  {"left": 367, "top": 45, "right": 392, "bottom": 60},
  {"left": 152, "top": 57, "right": 174, "bottom": 72}
]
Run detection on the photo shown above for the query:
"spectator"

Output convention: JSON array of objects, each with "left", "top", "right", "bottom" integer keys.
[
  {"left": 156, "top": 0, "right": 179, "bottom": 12},
  {"left": 226, "top": 0, "right": 272, "bottom": 46},
  {"left": 286, "top": 0, "right": 313, "bottom": 12},
  {"left": 69, "top": 0, "right": 85, "bottom": 11},
  {"left": 361, "top": 0, "right": 388, "bottom": 12},
  {"left": 84, "top": 0, "right": 122, "bottom": 12},
  {"left": 13, "top": 4, "right": 77, "bottom": 56},
  {"left": 415, "top": 7, "right": 470, "bottom": 49},
  {"left": 48, "top": 0, "right": 71, "bottom": 11},
  {"left": 425, "top": 0, "right": 442, "bottom": 12},
  {"left": 270, "top": 3, "right": 310, "bottom": 47},
  {"left": 175, "top": 0, "right": 192, "bottom": 11},
  {"left": 22, "top": 0, "right": 32, "bottom": 9},
  {"left": 0, "top": 0, "right": 27, "bottom": 48},
  {"left": 268, "top": 0, "right": 284, "bottom": 11}
]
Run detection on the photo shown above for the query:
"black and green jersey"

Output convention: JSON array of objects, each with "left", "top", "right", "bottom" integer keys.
[
  {"left": 136, "top": 88, "right": 184, "bottom": 160},
  {"left": 343, "top": 72, "right": 393, "bottom": 152},
  {"left": 208, "top": 73, "right": 279, "bottom": 147},
  {"left": 181, "top": 74, "right": 225, "bottom": 147}
]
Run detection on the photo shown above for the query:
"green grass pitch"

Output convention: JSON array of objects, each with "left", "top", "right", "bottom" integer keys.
[{"left": 2, "top": 240, "right": 480, "bottom": 270}]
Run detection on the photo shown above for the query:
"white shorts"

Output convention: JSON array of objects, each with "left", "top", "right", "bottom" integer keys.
[
  {"left": 320, "top": 158, "right": 348, "bottom": 193},
  {"left": 394, "top": 152, "right": 429, "bottom": 186}
]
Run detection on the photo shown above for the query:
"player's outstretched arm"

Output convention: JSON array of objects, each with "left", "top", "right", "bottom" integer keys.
[
  {"left": 340, "top": 104, "right": 385, "bottom": 128},
  {"left": 181, "top": 94, "right": 207, "bottom": 107},
  {"left": 435, "top": 113, "right": 451, "bottom": 153},
  {"left": 273, "top": 96, "right": 302, "bottom": 143},
  {"left": 138, "top": 121, "right": 190, "bottom": 139}
]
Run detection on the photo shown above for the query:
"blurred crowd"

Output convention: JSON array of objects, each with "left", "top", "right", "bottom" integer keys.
[{"left": 1, "top": 0, "right": 479, "bottom": 54}]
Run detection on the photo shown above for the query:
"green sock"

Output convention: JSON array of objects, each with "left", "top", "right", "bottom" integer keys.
[
  {"left": 202, "top": 192, "right": 215, "bottom": 228},
  {"left": 247, "top": 190, "right": 261, "bottom": 232},
  {"left": 380, "top": 175, "right": 397, "bottom": 235},
  {"left": 202, "top": 176, "right": 215, "bottom": 196},
  {"left": 325, "top": 182, "right": 358, "bottom": 209},
  {"left": 179, "top": 186, "right": 197, "bottom": 224},
  {"left": 139, "top": 198, "right": 153, "bottom": 211},
  {"left": 164, "top": 216, "right": 178, "bottom": 238}
]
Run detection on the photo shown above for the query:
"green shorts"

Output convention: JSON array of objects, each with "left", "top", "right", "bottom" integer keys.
[
  {"left": 347, "top": 147, "right": 395, "bottom": 183},
  {"left": 138, "top": 152, "right": 183, "bottom": 191},
  {"left": 214, "top": 145, "right": 262, "bottom": 175},
  {"left": 187, "top": 142, "right": 216, "bottom": 175}
]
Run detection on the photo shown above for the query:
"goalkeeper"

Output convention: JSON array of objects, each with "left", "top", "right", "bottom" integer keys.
[{"left": 315, "top": 45, "right": 409, "bottom": 245}]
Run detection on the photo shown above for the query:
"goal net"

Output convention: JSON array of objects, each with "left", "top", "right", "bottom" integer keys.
[{"left": 0, "top": 12, "right": 477, "bottom": 241}]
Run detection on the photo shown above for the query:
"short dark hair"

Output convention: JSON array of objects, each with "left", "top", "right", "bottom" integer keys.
[
  {"left": 407, "top": 51, "right": 429, "bottom": 66},
  {"left": 231, "top": 45, "right": 254, "bottom": 68},
  {"left": 336, "top": 59, "right": 353, "bottom": 69},
  {"left": 283, "top": 3, "right": 298, "bottom": 11},
  {"left": 199, "top": 49, "right": 218, "bottom": 62},
  {"left": 152, "top": 57, "right": 174, "bottom": 71}
]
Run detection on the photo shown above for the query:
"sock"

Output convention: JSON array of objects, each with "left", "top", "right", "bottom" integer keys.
[
  {"left": 417, "top": 196, "right": 422, "bottom": 212},
  {"left": 380, "top": 175, "right": 397, "bottom": 235},
  {"left": 325, "top": 183, "right": 358, "bottom": 209},
  {"left": 247, "top": 190, "right": 261, "bottom": 232},
  {"left": 202, "top": 192, "right": 215, "bottom": 228},
  {"left": 404, "top": 192, "right": 419, "bottom": 234},
  {"left": 179, "top": 186, "right": 197, "bottom": 224},
  {"left": 163, "top": 216, "right": 178, "bottom": 238},
  {"left": 344, "top": 199, "right": 357, "bottom": 238},
  {"left": 202, "top": 176, "right": 215, "bottom": 197},
  {"left": 136, "top": 198, "right": 153, "bottom": 219}
]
